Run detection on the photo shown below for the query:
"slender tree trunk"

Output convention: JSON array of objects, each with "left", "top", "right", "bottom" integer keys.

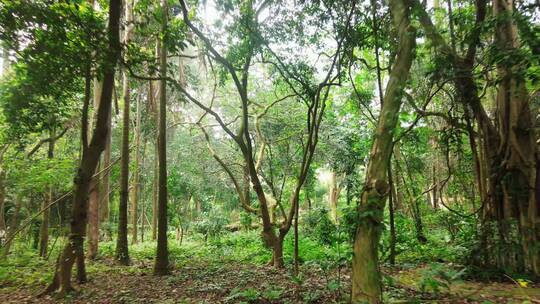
[
  {"left": 328, "top": 171, "right": 339, "bottom": 223},
  {"left": 39, "top": 127, "right": 56, "bottom": 257},
  {"left": 152, "top": 139, "right": 158, "bottom": 241},
  {"left": 44, "top": 0, "right": 121, "bottom": 294},
  {"left": 0, "top": 145, "right": 7, "bottom": 236},
  {"left": 116, "top": 62, "right": 130, "bottom": 264},
  {"left": 154, "top": 0, "right": 169, "bottom": 275},
  {"left": 100, "top": 98, "right": 112, "bottom": 226},
  {"left": 0, "top": 170, "right": 5, "bottom": 235},
  {"left": 350, "top": 0, "right": 415, "bottom": 301},
  {"left": 131, "top": 93, "right": 141, "bottom": 244},
  {"left": 116, "top": 0, "right": 135, "bottom": 265},
  {"left": 87, "top": 78, "right": 102, "bottom": 260},
  {"left": 388, "top": 165, "right": 396, "bottom": 265},
  {"left": 87, "top": 178, "right": 99, "bottom": 259},
  {"left": 293, "top": 190, "right": 300, "bottom": 275}
]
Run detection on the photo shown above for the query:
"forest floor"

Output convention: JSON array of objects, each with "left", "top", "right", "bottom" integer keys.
[{"left": 1, "top": 237, "right": 540, "bottom": 303}]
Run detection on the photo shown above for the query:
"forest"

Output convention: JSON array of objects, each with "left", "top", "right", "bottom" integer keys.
[{"left": 0, "top": 0, "right": 539, "bottom": 303}]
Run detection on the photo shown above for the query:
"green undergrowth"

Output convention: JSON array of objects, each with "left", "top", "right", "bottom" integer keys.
[{"left": 97, "top": 229, "right": 349, "bottom": 269}]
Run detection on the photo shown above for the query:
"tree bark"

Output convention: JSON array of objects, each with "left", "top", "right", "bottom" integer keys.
[
  {"left": 152, "top": 139, "right": 158, "bottom": 241},
  {"left": 116, "top": 0, "right": 134, "bottom": 265},
  {"left": 154, "top": 0, "right": 169, "bottom": 275},
  {"left": 100, "top": 93, "right": 112, "bottom": 226},
  {"left": 131, "top": 91, "right": 141, "bottom": 244},
  {"left": 44, "top": 0, "right": 121, "bottom": 294},
  {"left": 328, "top": 171, "right": 340, "bottom": 223},
  {"left": 116, "top": 62, "right": 130, "bottom": 264},
  {"left": 87, "top": 78, "right": 102, "bottom": 260},
  {"left": 293, "top": 189, "right": 300, "bottom": 275},
  {"left": 493, "top": 0, "right": 539, "bottom": 275},
  {"left": 350, "top": 0, "right": 415, "bottom": 301},
  {"left": 388, "top": 165, "right": 397, "bottom": 265}
]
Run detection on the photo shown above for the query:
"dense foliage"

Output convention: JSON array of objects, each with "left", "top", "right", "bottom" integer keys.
[{"left": 0, "top": 0, "right": 539, "bottom": 303}]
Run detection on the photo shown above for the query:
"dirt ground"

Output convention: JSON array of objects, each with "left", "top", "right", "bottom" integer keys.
[{"left": 1, "top": 259, "right": 539, "bottom": 303}]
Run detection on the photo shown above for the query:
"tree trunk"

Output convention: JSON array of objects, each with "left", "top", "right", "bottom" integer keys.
[
  {"left": 350, "top": 0, "right": 415, "bottom": 301},
  {"left": 100, "top": 93, "right": 112, "bottom": 226},
  {"left": 39, "top": 127, "right": 56, "bottom": 257},
  {"left": 87, "top": 78, "right": 102, "bottom": 260},
  {"left": 272, "top": 235, "right": 285, "bottom": 268},
  {"left": 154, "top": 0, "right": 169, "bottom": 275},
  {"left": 116, "top": 63, "right": 130, "bottom": 265},
  {"left": 293, "top": 191, "right": 300, "bottom": 275},
  {"left": 388, "top": 165, "right": 397, "bottom": 265},
  {"left": 0, "top": 170, "right": 5, "bottom": 236},
  {"left": 44, "top": 0, "right": 121, "bottom": 294},
  {"left": 87, "top": 177, "right": 99, "bottom": 259},
  {"left": 152, "top": 139, "right": 158, "bottom": 241},
  {"left": 131, "top": 91, "right": 141, "bottom": 244},
  {"left": 0, "top": 145, "right": 7, "bottom": 236},
  {"left": 493, "top": 0, "right": 539, "bottom": 275},
  {"left": 116, "top": 0, "right": 135, "bottom": 265},
  {"left": 149, "top": 75, "right": 158, "bottom": 241},
  {"left": 2, "top": 194, "right": 22, "bottom": 257},
  {"left": 328, "top": 171, "right": 339, "bottom": 223}
]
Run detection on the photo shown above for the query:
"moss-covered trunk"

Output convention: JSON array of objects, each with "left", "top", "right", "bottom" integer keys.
[
  {"left": 492, "top": 0, "right": 539, "bottom": 275},
  {"left": 350, "top": 0, "right": 415, "bottom": 301}
]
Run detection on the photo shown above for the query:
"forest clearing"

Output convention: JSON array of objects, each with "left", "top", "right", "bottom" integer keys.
[{"left": 0, "top": 0, "right": 539, "bottom": 303}]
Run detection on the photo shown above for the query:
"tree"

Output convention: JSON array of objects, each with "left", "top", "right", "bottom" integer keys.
[
  {"left": 116, "top": 0, "right": 135, "bottom": 266},
  {"left": 178, "top": 0, "right": 354, "bottom": 268},
  {"left": 154, "top": 0, "right": 169, "bottom": 275},
  {"left": 350, "top": 0, "right": 415, "bottom": 301},
  {"left": 44, "top": 0, "right": 122, "bottom": 294}
]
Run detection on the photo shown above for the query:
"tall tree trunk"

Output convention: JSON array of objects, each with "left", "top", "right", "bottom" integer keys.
[
  {"left": 0, "top": 145, "right": 8, "bottom": 240},
  {"left": 388, "top": 165, "right": 397, "bottom": 265},
  {"left": 152, "top": 139, "right": 158, "bottom": 241},
  {"left": 44, "top": 0, "right": 121, "bottom": 294},
  {"left": 87, "top": 178, "right": 99, "bottom": 259},
  {"left": 116, "top": 63, "right": 130, "bottom": 264},
  {"left": 100, "top": 97, "right": 112, "bottom": 226},
  {"left": 293, "top": 189, "right": 300, "bottom": 275},
  {"left": 87, "top": 79, "right": 102, "bottom": 260},
  {"left": 39, "top": 127, "right": 56, "bottom": 257},
  {"left": 0, "top": 52, "right": 9, "bottom": 235},
  {"left": 154, "top": 0, "right": 169, "bottom": 275},
  {"left": 149, "top": 50, "right": 159, "bottom": 242},
  {"left": 350, "top": 0, "right": 415, "bottom": 301},
  {"left": 493, "top": 0, "right": 539, "bottom": 275},
  {"left": 131, "top": 92, "right": 141, "bottom": 244},
  {"left": 116, "top": 0, "right": 134, "bottom": 265}
]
